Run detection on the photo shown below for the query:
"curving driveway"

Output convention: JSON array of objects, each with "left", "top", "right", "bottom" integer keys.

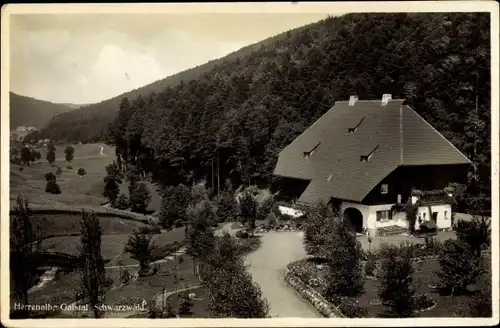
[{"left": 217, "top": 224, "right": 321, "bottom": 318}]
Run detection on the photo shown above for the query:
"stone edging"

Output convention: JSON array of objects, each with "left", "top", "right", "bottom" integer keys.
[{"left": 283, "top": 265, "right": 344, "bottom": 318}]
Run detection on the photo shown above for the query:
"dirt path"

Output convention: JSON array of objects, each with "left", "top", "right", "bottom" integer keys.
[
  {"left": 245, "top": 232, "right": 322, "bottom": 318},
  {"left": 215, "top": 223, "right": 320, "bottom": 317}
]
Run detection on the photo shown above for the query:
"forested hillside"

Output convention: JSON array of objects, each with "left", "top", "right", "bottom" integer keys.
[
  {"left": 9, "top": 92, "right": 76, "bottom": 129},
  {"left": 49, "top": 13, "right": 494, "bottom": 212}
]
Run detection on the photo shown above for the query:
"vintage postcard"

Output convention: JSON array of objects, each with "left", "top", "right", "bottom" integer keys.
[{"left": 1, "top": 1, "right": 498, "bottom": 327}]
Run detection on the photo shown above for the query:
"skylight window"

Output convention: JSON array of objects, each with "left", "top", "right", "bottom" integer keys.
[
  {"left": 360, "top": 144, "right": 379, "bottom": 162},
  {"left": 327, "top": 174, "right": 333, "bottom": 182}
]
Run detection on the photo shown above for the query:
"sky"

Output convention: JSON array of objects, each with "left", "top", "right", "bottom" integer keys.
[{"left": 9, "top": 13, "right": 329, "bottom": 104}]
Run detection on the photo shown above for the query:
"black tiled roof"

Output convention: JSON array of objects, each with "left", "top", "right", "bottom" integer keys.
[{"left": 273, "top": 98, "right": 471, "bottom": 204}]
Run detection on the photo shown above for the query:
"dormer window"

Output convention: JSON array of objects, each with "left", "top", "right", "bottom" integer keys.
[
  {"left": 348, "top": 116, "right": 365, "bottom": 134},
  {"left": 381, "top": 184, "right": 388, "bottom": 194},
  {"left": 360, "top": 144, "right": 379, "bottom": 162},
  {"left": 303, "top": 141, "right": 321, "bottom": 159}
]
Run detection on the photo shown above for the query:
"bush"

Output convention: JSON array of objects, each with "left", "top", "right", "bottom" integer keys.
[
  {"left": 103, "top": 277, "right": 114, "bottom": 288},
  {"left": 45, "top": 180, "right": 61, "bottom": 194},
  {"left": 322, "top": 216, "right": 364, "bottom": 299},
  {"left": 115, "top": 193, "right": 130, "bottom": 210},
  {"left": 239, "top": 191, "right": 258, "bottom": 230},
  {"left": 257, "top": 196, "right": 275, "bottom": 221},
  {"left": 468, "top": 288, "right": 492, "bottom": 317},
  {"left": 235, "top": 229, "right": 249, "bottom": 239},
  {"left": 121, "top": 270, "right": 131, "bottom": 283},
  {"left": 413, "top": 294, "right": 435, "bottom": 311},
  {"left": 129, "top": 183, "right": 151, "bottom": 213},
  {"left": 420, "top": 220, "right": 437, "bottom": 234},
  {"left": 138, "top": 225, "right": 162, "bottom": 235},
  {"left": 335, "top": 298, "right": 368, "bottom": 318},
  {"left": 437, "top": 239, "right": 484, "bottom": 296},
  {"left": 236, "top": 237, "right": 261, "bottom": 255},
  {"left": 56, "top": 167, "right": 63, "bottom": 176},
  {"left": 266, "top": 212, "right": 278, "bottom": 230},
  {"left": 454, "top": 216, "right": 490, "bottom": 256},
  {"left": 78, "top": 168, "right": 87, "bottom": 176},
  {"left": 364, "top": 252, "right": 377, "bottom": 277},
  {"left": 376, "top": 244, "right": 416, "bottom": 317},
  {"left": 178, "top": 296, "right": 193, "bottom": 315},
  {"left": 45, "top": 172, "right": 56, "bottom": 182},
  {"left": 214, "top": 192, "right": 239, "bottom": 223},
  {"left": 67, "top": 165, "right": 73, "bottom": 170}
]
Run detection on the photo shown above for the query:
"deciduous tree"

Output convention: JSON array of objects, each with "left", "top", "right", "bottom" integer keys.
[
  {"left": 46, "top": 142, "right": 56, "bottom": 166},
  {"left": 64, "top": 145, "right": 75, "bottom": 163},
  {"left": 10, "top": 196, "right": 41, "bottom": 307},
  {"left": 79, "top": 211, "right": 107, "bottom": 318},
  {"left": 124, "top": 231, "right": 157, "bottom": 276},
  {"left": 129, "top": 182, "right": 151, "bottom": 213}
]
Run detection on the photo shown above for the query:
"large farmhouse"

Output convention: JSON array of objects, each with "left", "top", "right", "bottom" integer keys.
[{"left": 273, "top": 95, "right": 471, "bottom": 235}]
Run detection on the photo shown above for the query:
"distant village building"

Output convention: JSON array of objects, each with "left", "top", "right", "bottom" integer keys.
[
  {"left": 273, "top": 94, "right": 471, "bottom": 235},
  {"left": 15, "top": 126, "right": 37, "bottom": 133}
]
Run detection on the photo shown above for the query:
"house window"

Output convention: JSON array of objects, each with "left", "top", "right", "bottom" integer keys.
[
  {"left": 444, "top": 211, "right": 448, "bottom": 219},
  {"left": 376, "top": 210, "right": 391, "bottom": 222},
  {"left": 432, "top": 212, "right": 438, "bottom": 222},
  {"left": 423, "top": 212, "right": 426, "bottom": 220},
  {"left": 381, "top": 184, "right": 388, "bottom": 194}
]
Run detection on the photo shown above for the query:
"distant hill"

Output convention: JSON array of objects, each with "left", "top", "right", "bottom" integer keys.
[
  {"left": 9, "top": 92, "right": 77, "bottom": 130},
  {"left": 60, "top": 103, "right": 90, "bottom": 109},
  {"left": 36, "top": 23, "right": 310, "bottom": 142}
]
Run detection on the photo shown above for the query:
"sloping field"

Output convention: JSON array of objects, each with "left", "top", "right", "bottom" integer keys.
[{"left": 10, "top": 144, "right": 115, "bottom": 207}]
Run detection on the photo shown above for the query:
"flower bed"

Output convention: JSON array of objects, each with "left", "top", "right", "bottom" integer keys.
[{"left": 284, "top": 263, "right": 343, "bottom": 318}]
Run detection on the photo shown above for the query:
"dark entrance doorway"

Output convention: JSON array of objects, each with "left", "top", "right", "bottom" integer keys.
[{"left": 344, "top": 208, "right": 364, "bottom": 233}]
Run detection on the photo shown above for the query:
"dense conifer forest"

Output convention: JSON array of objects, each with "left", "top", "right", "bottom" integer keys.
[{"left": 35, "top": 13, "right": 492, "bottom": 213}]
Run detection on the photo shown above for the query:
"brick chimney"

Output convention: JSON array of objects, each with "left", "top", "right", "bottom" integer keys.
[
  {"left": 381, "top": 94, "right": 392, "bottom": 106},
  {"left": 349, "top": 95, "right": 358, "bottom": 106}
]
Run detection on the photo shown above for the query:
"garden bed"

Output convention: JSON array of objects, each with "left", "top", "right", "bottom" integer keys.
[{"left": 287, "top": 257, "right": 491, "bottom": 317}]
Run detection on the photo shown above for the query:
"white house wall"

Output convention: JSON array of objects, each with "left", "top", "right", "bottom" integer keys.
[
  {"left": 340, "top": 201, "right": 370, "bottom": 231},
  {"left": 366, "top": 204, "right": 408, "bottom": 230},
  {"left": 415, "top": 203, "right": 452, "bottom": 230},
  {"left": 340, "top": 201, "right": 452, "bottom": 234}
]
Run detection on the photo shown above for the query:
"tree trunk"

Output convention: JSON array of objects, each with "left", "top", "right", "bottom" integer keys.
[
  {"left": 217, "top": 150, "right": 221, "bottom": 196},
  {"left": 193, "top": 258, "right": 196, "bottom": 277},
  {"left": 23, "top": 291, "right": 28, "bottom": 306}
]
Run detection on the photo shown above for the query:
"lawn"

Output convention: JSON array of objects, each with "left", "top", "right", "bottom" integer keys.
[
  {"left": 33, "top": 213, "right": 148, "bottom": 237},
  {"left": 39, "top": 226, "right": 186, "bottom": 267},
  {"left": 10, "top": 143, "right": 116, "bottom": 208},
  {"left": 104, "top": 254, "right": 200, "bottom": 308},
  {"left": 290, "top": 257, "right": 491, "bottom": 318}
]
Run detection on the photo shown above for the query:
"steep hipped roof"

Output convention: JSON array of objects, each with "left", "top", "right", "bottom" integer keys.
[{"left": 273, "top": 97, "right": 471, "bottom": 204}]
